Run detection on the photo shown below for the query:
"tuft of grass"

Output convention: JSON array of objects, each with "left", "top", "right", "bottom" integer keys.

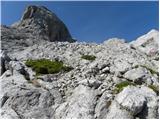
[
  {"left": 25, "top": 59, "right": 73, "bottom": 75},
  {"left": 133, "top": 65, "right": 158, "bottom": 75},
  {"left": 141, "top": 65, "right": 158, "bottom": 75},
  {"left": 81, "top": 55, "right": 96, "bottom": 61},
  {"left": 148, "top": 85, "right": 159, "bottom": 95},
  {"left": 114, "top": 81, "right": 136, "bottom": 94}
]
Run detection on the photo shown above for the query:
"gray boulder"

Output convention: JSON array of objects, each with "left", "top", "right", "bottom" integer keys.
[
  {"left": 9, "top": 61, "right": 35, "bottom": 80},
  {"left": 54, "top": 85, "right": 98, "bottom": 118},
  {"left": 110, "top": 59, "right": 132, "bottom": 74},
  {"left": 95, "top": 91, "right": 113, "bottom": 118},
  {"left": 0, "top": 69, "right": 58, "bottom": 119},
  {"left": 124, "top": 67, "right": 149, "bottom": 84},
  {"left": 106, "top": 101, "right": 134, "bottom": 119},
  {"left": 106, "top": 86, "right": 158, "bottom": 119},
  {"left": 1, "top": 89, "right": 55, "bottom": 119}
]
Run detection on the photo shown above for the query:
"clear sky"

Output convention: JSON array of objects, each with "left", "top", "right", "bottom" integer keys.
[{"left": 1, "top": 1, "right": 159, "bottom": 43}]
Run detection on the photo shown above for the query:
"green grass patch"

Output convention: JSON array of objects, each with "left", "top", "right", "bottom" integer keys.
[
  {"left": 134, "top": 65, "right": 158, "bottom": 75},
  {"left": 114, "top": 81, "right": 136, "bottom": 94},
  {"left": 81, "top": 55, "right": 96, "bottom": 61},
  {"left": 25, "top": 59, "right": 73, "bottom": 75},
  {"left": 148, "top": 85, "right": 159, "bottom": 95},
  {"left": 141, "top": 65, "right": 158, "bottom": 75}
]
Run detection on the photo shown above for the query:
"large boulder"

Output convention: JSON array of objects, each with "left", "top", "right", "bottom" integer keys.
[
  {"left": 95, "top": 91, "right": 113, "bottom": 118},
  {"left": 124, "top": 67, "right": 149, "bottom": 83},
  {"left": 1, "top": 88, "right": 55, "bottom": 119},
  {"left": 8, "top": 61, "right": 36, "bottom": 80},
  {"left": 54, "top": 85, "right": 98, "bottom": 118},
  {"left": 106, "top": 86, "right": 158, "bottom": 119},
  {"left": 0, "top": 69, "right": 61, "bottom": 119}
]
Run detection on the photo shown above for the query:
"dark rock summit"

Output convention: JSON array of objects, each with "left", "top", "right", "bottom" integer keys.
[
  {"left": 1, "top": 5, "right": 75, "bottom": 54},
  {"left": 12, "top": 5, "right": 73, "bottom": 42}
]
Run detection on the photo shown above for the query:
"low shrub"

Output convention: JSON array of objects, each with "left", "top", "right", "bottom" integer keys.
[
  {"left": 114, "top": 81, "right": 136, "bottom": 93},
  {"left": 81, "top": 55, "right": 96, "bottom": 61},
  {"left": 25, "top": 59, "right": 73, "bottom": 75}
]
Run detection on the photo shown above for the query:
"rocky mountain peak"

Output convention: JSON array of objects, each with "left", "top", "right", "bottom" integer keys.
[
  {"left": 1, "top": 5, "right": 159, "bottom": 119},
  {"left": 21, "top": 6, "right": 52, "bottom": 20},
  {"left": 12, "top": 5, "right": 73, "bottom": 42}
]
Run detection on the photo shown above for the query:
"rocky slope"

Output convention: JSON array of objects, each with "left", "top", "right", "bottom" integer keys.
[{"left": 0, "top": 5, "right": 159, "bottom": 119}]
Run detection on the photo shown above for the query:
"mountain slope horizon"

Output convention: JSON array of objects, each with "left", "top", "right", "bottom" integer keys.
[
  {"left": 2, "top": 1, "right": 159, "bottom": 43},
  {"left": 0, "top": 5, "right": 159, "bottom": 119}
]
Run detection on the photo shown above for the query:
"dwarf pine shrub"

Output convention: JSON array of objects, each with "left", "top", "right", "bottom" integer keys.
[
  {"left": 81, "top": 55, "right": 96, "bottom": 61},
  {"left": 25, "top": 59, "right": 73, "bottom": 75}
]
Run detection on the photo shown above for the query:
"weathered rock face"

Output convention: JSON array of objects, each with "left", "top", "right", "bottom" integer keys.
[
  {"left": 54, "top": 85, "right": 98, "bottom": 119},
  {"left": 0, "top": 5, "right": 159, "bottom": 119},
  {"left": 130, "top": 29, "right": 159, "bottom": 56},
  {"left": 13, "top": 6, "right": 73, "bottom": 42},
  {"left": 1, "top": 5, "right": 74, "bottom": 54},
  {"left": 106, "top": 86, "right": 158, "bottom": 119}
]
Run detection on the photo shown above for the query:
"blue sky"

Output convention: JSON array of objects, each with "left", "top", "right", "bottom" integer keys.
[{"left": 1, "top": 1, "right": 159, "bottom": 43}]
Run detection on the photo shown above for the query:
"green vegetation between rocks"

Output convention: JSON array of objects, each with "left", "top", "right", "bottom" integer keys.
[
  {"left": 141, "top": 65, "right": 158, "bottom": 75},
  {"left": 114, "top": 81, "right": 136, "bottom": 93},
  {"left": 134, "top": 65, "right": 158, "bottom": 75},
  {"left": 81, "top": 55, "right": 96, "bottom": 61},
  {"left": 25, "top": 59, "right": 73, "bottom": 75},
  {"left": 148, "top": 85, "right": 159, "bottom": 95}
]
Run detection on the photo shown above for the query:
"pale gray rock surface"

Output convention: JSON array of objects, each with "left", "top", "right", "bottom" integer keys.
[
  {"left": 124, "top": 67, "right": 148, "bottom": 82},
  {"left": 0, "top": 5, "right": 159, "bottom": 119},
  {"left": 106, "top": 101, "right": 134, "bottom": 119},
  {"left": 95, "top": 91, "right": 113, "bottom": 118},
  {"left": 130, "top": 29, "right": 159, "bottom": 56},
  {"left": 106, "top": 86, "right": 158, "bottom": 119},
  {"left": 54, "top": 85, "right": 98, "bottom": 119}
]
